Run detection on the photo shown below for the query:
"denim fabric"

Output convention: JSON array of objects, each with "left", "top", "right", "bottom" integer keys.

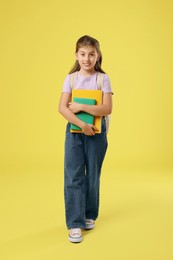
[{"left": 64, "top": 118, "right": 108, "bottom": 229}]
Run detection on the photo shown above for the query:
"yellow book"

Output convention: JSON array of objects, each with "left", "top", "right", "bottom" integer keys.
[{"left": 70, "top": 89, "right": 103, "bottom": 133}]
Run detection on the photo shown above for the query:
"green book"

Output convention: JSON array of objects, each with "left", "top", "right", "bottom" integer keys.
[{"left": 70, "top": 97, "right": 96, "bottom": 131}]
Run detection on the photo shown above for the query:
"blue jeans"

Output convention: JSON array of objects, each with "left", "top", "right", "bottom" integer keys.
[{"left": 64, "top": 118, "right": 108, "bottom": 229}]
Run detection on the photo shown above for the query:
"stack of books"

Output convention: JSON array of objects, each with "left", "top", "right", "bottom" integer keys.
[{"left": 70, "top": 89, "right": 102, "bottom": 133}]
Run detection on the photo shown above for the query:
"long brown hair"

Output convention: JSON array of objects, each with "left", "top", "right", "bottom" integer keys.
[{"left": 69, "top": 35, "right": 106, "bottom": 74}]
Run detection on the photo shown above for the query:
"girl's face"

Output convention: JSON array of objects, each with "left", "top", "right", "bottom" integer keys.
[{"left": 76, "top": 45, "right": 100, "bottom": 74}]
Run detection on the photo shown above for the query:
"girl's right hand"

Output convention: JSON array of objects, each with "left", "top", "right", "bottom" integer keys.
[{"left": 81, "top": 124, "right": 98, "bottom": 136}]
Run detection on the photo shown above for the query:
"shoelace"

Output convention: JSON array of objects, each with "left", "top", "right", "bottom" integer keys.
[{"left": 70, "top": 229, "right": 81, "bottom": 236}]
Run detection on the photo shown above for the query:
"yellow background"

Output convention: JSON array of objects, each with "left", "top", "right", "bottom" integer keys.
[{"left": 0, "top": 0, "right": 173, "bottom": 259}]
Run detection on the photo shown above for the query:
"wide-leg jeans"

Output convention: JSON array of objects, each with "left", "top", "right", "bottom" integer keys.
[{"left": 64, "top": 119, "right": 108, "bottom": 229}]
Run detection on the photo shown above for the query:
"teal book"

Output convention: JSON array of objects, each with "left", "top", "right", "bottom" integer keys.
[{"left": 70, "top": 97, "right": 96, "bottom": 131}]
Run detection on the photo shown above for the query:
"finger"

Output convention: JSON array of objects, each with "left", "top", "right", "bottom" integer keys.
[
  {"left": 91, "top": 125, "right": 98, "bottom": 131},
  {"left": 91, "top": 129, "right": 96, "bottom": 136}
]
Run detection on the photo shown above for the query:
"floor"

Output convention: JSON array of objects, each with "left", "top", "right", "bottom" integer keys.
[{"left": 0, "top": 166, "right": 173, "bottom": 260}]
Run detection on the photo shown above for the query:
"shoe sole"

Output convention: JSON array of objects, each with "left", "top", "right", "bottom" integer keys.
[
  {"left": 84, "top": 224, "right": 95, "bottom": 230},
  {"left": 68, "top": 235, "right": 83, "bottom": 243}
]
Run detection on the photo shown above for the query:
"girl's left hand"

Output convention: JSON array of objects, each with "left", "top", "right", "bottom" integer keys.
[{"left": 68, "top": 102, "right": 82, "bottom": 113}]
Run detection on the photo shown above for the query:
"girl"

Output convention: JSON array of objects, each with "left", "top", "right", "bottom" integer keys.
[{"left": 58, "top": 35, "right": 113, "bottom": 243}]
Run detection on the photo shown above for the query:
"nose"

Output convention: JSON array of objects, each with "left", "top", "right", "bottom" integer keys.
[{"left": 84, "top": 55, "right": 89, "bottom": 61}]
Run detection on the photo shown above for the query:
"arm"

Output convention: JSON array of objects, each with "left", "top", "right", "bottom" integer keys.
[
  {"left": 58, "top": 92, "right": 98, "bottom": 135},
  {"left": 68, "top": 92, "right": 112, "bottom": 116}
]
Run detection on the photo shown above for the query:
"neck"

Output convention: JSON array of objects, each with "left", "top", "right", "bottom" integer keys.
[{"left": 79, "top": 69, "right": 96, "bottom": 77}]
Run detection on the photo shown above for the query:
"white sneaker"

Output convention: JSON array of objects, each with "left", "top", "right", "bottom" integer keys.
[
  {"left": 85, "top": 219, "right": 95, "bottom": 230},
  {"left": 68, "top": 228, "right": 83, "bottom": 243}
]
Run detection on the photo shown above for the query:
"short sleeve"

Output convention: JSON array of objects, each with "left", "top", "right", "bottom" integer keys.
[
  {"left": 62, "top": 75, "right": 72, "bottom": 93},
  {"left": 102, "top": 74, "right": 113, "bottom": 94}
]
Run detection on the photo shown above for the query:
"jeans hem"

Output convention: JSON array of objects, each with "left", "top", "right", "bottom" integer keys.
[{"left": 67, "top": 225, "right": 86, "bottom": 230}]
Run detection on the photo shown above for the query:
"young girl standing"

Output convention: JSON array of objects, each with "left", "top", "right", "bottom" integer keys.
[{"left": 58, "top": 35, "right": 113, "bottom": 243}]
